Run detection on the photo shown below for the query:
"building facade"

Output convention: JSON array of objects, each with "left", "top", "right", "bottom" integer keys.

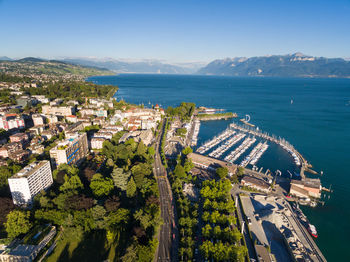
[
  {"left": 42, "top": 105, "right": 74, "bottom": 116},
  {"left": 0, "top": 114, "right": 25, "bottom": 131},
  {"left": 8, "top": 161, "right": 53, "bottom": 206},
  {"left": 49, "top": 132, "right": 88, "bottom": 167}
]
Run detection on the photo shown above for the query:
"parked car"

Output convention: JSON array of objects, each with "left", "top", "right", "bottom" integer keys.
[{"left": 247, "top": 216, "right": 252, "bottom": 225}]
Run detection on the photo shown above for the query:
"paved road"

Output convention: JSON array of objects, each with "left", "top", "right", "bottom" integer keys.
[
  {"left": 231, "top": 186, "right": 257, "bottom": 261},
  {"left": 154, "top": 119, "right": 177, "bottom": 262}
]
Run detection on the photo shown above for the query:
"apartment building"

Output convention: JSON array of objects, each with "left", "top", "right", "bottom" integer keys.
[
  {"left": 8, "top": 160, "right": 53, "bottom": 206},
  {"left": 49, "top": 132, "right": 88, "bottom": 167}
]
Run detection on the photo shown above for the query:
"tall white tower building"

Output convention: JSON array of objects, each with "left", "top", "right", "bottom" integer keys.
[{"left": 8, "top": 160, "right": 53, "bottom": 206}]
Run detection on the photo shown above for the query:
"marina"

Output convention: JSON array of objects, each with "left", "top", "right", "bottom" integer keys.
[
  {"left": 196, "top": 128, "right": 235, "bottom": 154},
  {"left": 230, "top": 122, "right": 303, "bottom": 167},
  {"left": 239, "top": 142, "right": 269, "bottom": 167},
  {"left": 224, "top": 136, "right": 256, "bottom": 163},
  {"left": 208, "top": 132, "right": 246, "bottom": 158}
]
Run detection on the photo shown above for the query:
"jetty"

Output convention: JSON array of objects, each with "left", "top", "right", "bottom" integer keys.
[
  {"left": 197, "top": 112, "right": 237, "bottom": 121},
  {"left": 240, "top": 142, "right": 269, "bottom": 167},
  {"left": 229, "top": 123, "right": 313, "bottom": 173},
  {"left": 196, "top": 128, "right": 235, "bottom": 154},
  {"left": 225, "top": 136, "right": 256, "bottom": 163},
  {"left": 208, "top": 132, "right": 245, "bottom": 158}
]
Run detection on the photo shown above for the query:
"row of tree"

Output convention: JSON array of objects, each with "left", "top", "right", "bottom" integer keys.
[
  {"left": 199, "top": 178, "right": 247, "bottom": 261},
  {"left": 170, "top": 152, "right": 198, "bottom": 261}
]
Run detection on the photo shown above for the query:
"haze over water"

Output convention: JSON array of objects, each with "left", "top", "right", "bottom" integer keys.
[{"left": 88, "top": 74, "right": 350, "bottom": 261}]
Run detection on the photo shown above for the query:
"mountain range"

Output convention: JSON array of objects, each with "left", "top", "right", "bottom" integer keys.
[
  {"left": 60, "top": 57, "right": 204, "bottom": 74},
  {"left": 1, "top": 53, "right": 350, "bottom": 78},
  {"left": 198, "top": 53, "right": 350, "bottom": 78}
]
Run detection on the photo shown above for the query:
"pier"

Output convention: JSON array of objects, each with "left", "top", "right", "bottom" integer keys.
[
  {"left": 208, "top": 132, "right": 245, "bottom": 158},
  {"left": 229, "top": 123, "right": 313, "bottom": 175},
  {"left": 240, "top": 142, "right": 269, "bottom": 167},
  {"left": 196, "top": 128, "right": 235, "bottom": 154},
  {"left": 224, "top": 136, "right": 256, "bottom": 163}
]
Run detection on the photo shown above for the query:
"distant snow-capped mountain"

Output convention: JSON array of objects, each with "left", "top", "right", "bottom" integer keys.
[
  {"left": 197, "top": 53, "right": 350, "bottom": 78},
  {"left": 60, "top": 57, "right": 203, "bottom": 74}
]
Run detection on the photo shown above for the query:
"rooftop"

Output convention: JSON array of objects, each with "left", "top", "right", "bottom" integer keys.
[
  {"left": 241, "top": 175, "right": 270, "bottom": 189},
  {"left": 188, "top": 152, "right": 237, "bottom": 174},
  {"left": 10, "top": 160, "right": 49, "bottom": 179},
  {"left": 291, "top": 178, "right": 321, "bottom": 189}
]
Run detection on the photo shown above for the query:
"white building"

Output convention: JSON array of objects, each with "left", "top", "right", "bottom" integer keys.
[
  {"left": 90, "top": 137, "right": 106, "bottom": 149},
  {"left": 32, "top": 114, "right": 44, "bottom": 126},
  {"left": 8, "top": 161, "right": 53, "bottom": 206},
  {"left": 49, "top": 132, "right": 89, "bottom": 167},
  {"left": 47, "top": 114, "right": 58, "bottom": 124},
  {"left": 32, "top": 95, "right": 49, "bottom": 104},
  {"left": 42, "top": 105, "right": 74, "bottom": 116}
]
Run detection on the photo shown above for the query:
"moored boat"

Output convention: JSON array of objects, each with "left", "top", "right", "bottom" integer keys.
[{"left": 308, "top": 224, "right": 318, "bottom": 238}]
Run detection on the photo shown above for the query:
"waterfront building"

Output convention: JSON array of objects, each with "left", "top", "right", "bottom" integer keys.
[
  {"left": 241, "top": 175, "right": 271, "bottom": 193},
  {"left": 289, "top": 178, "right": 321, "bottom": 199},
  {"left": 187, "top": 153, "right": 237, "bottom": 175},
  {"left": 49, "top": 132, "right": 88, "bottom": 167},
  {"left": 8, "top": 160, "right": 53, "bottom": 206}
]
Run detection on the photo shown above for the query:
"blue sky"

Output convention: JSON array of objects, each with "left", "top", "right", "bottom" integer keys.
[{"left": 0, "top": 0, "right": 349, "bottom": 62}]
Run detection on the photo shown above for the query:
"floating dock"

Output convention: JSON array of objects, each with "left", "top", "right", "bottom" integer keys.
[
  {"left": 196, "top": 128, "right": 234, "bottom": 154},
  {"left": 225, "top": 136, "right": 256, "bottom": 163},
  {"left": 208, "top": 132, "right": 245, "bottom": 158}
]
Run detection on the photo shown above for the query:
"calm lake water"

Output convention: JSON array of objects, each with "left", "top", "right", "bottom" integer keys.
[{"left": 88, "top": 74, "right": 350, "bottom": 261}]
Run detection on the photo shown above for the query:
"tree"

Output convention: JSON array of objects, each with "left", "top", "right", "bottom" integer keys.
[
  {"left": 90, "top": 173, "right": 114, "bottom": 197},
  {"left": 182, "top": 146, "right": 193, "bottom": 155},
  {"left": 122, "top": 244, "right": 137, "bottom": 262},
  {"left": 92, "top": 205, "right": 107, "bottom": 229},
  {"left": 148, "top": 146, "right": 155, "bottom": 156},
  {"left": 183, "top": 158, "right": 194, "bottom": 172},
  {"left": 131, "top": 163, "right": 152, "bottom": 188},
  {"left": 0, "top": 197, "right": 15, "bottom": 227},
  {"left": 216, "top": 167, "right": 228, "bottom": 180},
  {"left": 174, "top": 164, "right": 187, "bottom": 180},
  {"left": 111, "top": 168, "right": 130, "bottom": 191},
  {"left": 126, "top": 177, "right": 137, "bottom": 198},
  {"left": 5, "top": 210, "right": 32, "bottom": 239},
  {"left": 134, "top": 209, "right": 152, "bottom": 230},
  {"left": 66, "top": 195, "right": 94, "bottom": 210},
  {"left": 60, "top": 174, "right": 83, "bottom": 192},
  {"left": 136, "top": 141, "right": 147, "bottom": 158},
  {"left": 202, "top": 224, "right": 212, "bottom": 239},
  {"left": 213, "top": 225, "right": 222, "bottom": 239},
  {"left": 237, "top": 166, "right": 245, "bottom": 177},
  {"left": 106, "top": 158, "right": 114, "bottom": 167}
]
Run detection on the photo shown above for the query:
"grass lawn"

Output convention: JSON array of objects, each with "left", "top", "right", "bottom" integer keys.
[{"left": 44, "top": 228, "right": 110, "bottom": 262}]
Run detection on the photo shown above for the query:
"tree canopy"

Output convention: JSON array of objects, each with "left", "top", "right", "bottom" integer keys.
[{"left": 5, "top": 210, "right": 32, "bottom": 239}]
